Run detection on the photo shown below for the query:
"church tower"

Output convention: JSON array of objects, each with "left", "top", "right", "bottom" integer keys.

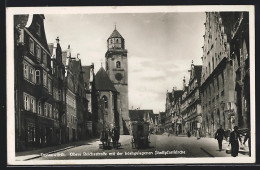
[{"left": 105, "top": 27, "right": 130, "bottom": 134}]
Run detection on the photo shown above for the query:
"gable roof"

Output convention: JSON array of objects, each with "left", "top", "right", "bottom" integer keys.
[
  {"left": 48, "top": 43, "right": 54, "bottom": 55},
  {"left": 109, "top": 29, "right": 124, "bottom": 39},
  {"left": 95, "top": 67, "right": 117, "bottom": 92}
]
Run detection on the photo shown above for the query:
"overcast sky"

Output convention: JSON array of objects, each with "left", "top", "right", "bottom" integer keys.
[{"left": 44, "top": 13, "right": 205, "bottom": 113}]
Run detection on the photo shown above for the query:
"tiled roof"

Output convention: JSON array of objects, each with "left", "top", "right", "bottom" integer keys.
[
  {"left": 48, "top": 43, "right": 54, "bottom": 55},
  {"left": 95, "top": 67, "right": 117, "bottom": 92},
  {"left": 109, "top": 29, "right": 124, "bottom": 39},
  {"left": 70, "top": 59, "right": 81, "bottom": 76}
]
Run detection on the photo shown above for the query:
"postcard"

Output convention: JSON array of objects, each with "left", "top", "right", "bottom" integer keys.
[{"left": 6, "top": 5, "right": 255, "bottom": 165}]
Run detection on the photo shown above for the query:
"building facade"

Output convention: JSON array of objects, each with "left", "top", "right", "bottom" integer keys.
[
  {"left": 181, "top": 62, "right": 202, "bottom": 136},
  {"left": 14, "top": 14, "right": 59, "bottom": 151},
  {"left": 48, "top": 37, "right": 66, "bottom": 144},
  {"left": 82, "top": 64, "right": 95, "bottom": 137},
  {"left": 230, "top": 12, "right": 250, "bottom": 129},
  {"left": 201, "top": 12, "right": 238, "bottom": 137},
  {"left": 105, "top": 28, "right": 131, "bottom": 134},
  {"left": 63, "top": 46, "right": 78, "bottom": 142}
]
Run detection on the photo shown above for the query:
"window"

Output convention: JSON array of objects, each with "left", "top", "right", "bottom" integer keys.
[
  {"left": 58, "top": 90, "right": 62, "bottom": 101},
  {"left": 116, "top": 61, "right": 121, "bottom": 68},
  {"left": 23, "top": 63, "right": 28, "bottom": 79},
  {"left": 38, "top": 101, "right": 42, "bottom": 115},
  {"left": 36, "top": 45, "right": 41, "bottom": 61},
  {"left": 102, "top": 95, "right": 108, "bottom": 108},
  {"left": 27, "top": 123, "right": 35, "bottom": 143},
  {"left": 43, "top": 71, "right": 47, "bottom": 87},
  {"left": 23, "top": 93, "right": 36, "bottom": 113},
  {"left": 29, "top": 67, "right": 35, "bottom": 82},
  {"left": 49, "top": 104, "right": 52, "bottom": 118},
  {"left": 43, "top": 51, "right": 47, "bottom": 66},
  {"left": 48, "top": 78, "right": 52, "bottom": 94},
  {"left": 35, "top": 70, "right": 40, "bottom": 84},
  {"left": 24, "top": 94, "right": 29, "bottom": 111},
  {"left": 44, "top": 103, "right": 47, "bottom": 116},
  {"left": 29, "top": 38, "right": 34, "bottom": 55},
  {"left": 30, "top": 98, "right": 35, "bottom": 113}
]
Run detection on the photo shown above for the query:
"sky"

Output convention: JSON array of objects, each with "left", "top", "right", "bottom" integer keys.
[{"left": 44, "top": 12, "right": 206, "bottom": 113}]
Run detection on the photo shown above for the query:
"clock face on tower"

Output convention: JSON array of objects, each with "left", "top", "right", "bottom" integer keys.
[{"left": 115, "top": 73, "right": 123, "bottom": 81}]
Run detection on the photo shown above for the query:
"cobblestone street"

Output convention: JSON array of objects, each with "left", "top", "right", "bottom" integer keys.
[{"left": 16, "top": 134, "right": 249, "bottom": 161}]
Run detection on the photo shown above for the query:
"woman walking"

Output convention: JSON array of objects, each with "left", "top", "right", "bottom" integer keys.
[{"left": 229, "top": 126, "right": 242, "bottom": 157}]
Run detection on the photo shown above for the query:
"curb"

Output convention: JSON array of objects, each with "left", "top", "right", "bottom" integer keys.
[
  {"left": 200, "top": 147, "right": 214, "bottom": 157},
  {"left": 24, "top": 145, "right": 76, "bottom": 161}
]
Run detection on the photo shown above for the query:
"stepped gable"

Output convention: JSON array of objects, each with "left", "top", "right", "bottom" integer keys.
[{"left": 95, "top": 67, "right": 117, "bottom": 92}]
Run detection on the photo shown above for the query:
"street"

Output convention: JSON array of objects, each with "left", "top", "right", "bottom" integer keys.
[{"left": 16, "top": 134, "right": 249, "bottom": 160}]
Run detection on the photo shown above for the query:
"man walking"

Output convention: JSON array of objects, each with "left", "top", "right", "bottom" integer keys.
[{"left": 215, "top": 125, "right": 226, "bottom": 151}]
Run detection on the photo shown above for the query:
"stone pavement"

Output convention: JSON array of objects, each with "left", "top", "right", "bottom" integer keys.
[{"left": 191, "top": 136, "right": 250, "bottom": 157}]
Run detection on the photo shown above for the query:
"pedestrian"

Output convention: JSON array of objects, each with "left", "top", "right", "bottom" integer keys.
[
  {"left": 230, "top": 126, "right": 242, "bottom": 157},
  {"left": 196, "top": 129, "right": 200, "bottom": 140},
  {"left": 215, "top": 125, "right": 226, "bottom": 151},
  {"left": 187, "top": 130, "right": 191, "bottom": 137},
  {"left": 243, "top": 129, "right": 251, "bottom": 156}
]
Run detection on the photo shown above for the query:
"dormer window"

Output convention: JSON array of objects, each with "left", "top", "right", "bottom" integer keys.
[{"left": 116, "top": 61, "right": 121, "bottom": 68}]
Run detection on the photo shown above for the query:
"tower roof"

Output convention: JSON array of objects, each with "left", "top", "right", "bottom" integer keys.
[
  {"left": 108, "top": 29, "right": 124, "bottom": 39},
  {"left": 95, "top": 67, "right": 117, "bottom": 92}
]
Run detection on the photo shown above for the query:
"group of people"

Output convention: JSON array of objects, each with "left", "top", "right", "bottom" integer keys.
[
  {"left": 100, "top": 126, "right": 120, "bottom": 149},
  {"left": 215, "top": 125, "right": 250, "bottom": 157}
]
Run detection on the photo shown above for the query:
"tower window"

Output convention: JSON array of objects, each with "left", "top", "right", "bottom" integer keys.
[
  {"left": 102, "top": 95, "right": 108, "bottom": 109},
  {"left": 116, "top": 61, "right": 121, "bottom": 68},
  {"left": 35, "top": 70, "right": 40, "bottom": 84}
]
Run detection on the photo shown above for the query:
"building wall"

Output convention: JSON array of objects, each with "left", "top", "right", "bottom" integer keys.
[
  {"left": 230, "top": 12, "right": 250, "bottom": 129},
  {"left": 201, "top": 12, "right": 236, "bottom": 137},
  {"left": 66, "top": 89, "right": 77, "bottom": 142},
  {"left": 14, "top": 14, "right": 60, "bottom": 151}
]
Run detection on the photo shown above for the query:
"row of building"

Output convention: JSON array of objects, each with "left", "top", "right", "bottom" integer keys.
[
  {"left": 14, "top": 14, "right": 132, "bottom": 151},
  {"left": 160, "top": 12, "right": 250, "bottom": 137}
]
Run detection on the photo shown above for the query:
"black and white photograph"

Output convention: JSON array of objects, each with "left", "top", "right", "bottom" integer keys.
[{"left": 6, "top": 6, "right": 255, "bottom": 165}]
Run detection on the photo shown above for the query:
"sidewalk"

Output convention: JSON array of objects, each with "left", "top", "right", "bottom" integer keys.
[
  {"left": 196, "top": 137, "right": 250, "bottom": 157},
  {"left": 15, "top": 138, "right": 99, "bottom": 161}
]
